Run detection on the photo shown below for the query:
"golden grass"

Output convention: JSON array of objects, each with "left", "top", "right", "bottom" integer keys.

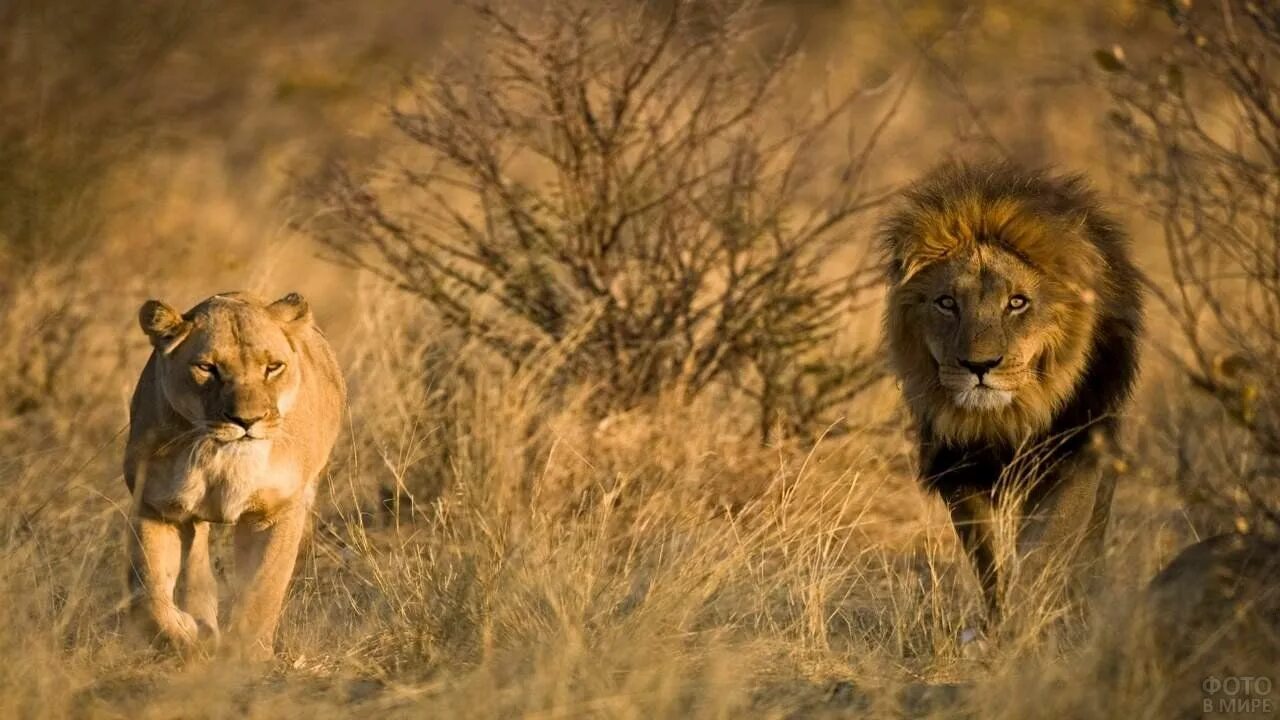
[{"left": 0, "top": 276, "right": 1207, "bottom": 717}]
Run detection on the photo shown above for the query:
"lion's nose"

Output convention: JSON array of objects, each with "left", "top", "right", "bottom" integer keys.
[
  {"left": 225, "top": 412, "right": 267, "bottom": 429},
  {"left": 958, "top": 357, "right": 1003, "bottom": 380}
]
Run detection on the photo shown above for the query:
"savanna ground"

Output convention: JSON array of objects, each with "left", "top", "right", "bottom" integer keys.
[{"left": 1, "top": 1, "right": 1277, "bottom": 717}]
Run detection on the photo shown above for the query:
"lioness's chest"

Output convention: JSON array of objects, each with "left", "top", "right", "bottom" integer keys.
[{"left": 145, "top": 440, "right": 302, "bottom": 523}]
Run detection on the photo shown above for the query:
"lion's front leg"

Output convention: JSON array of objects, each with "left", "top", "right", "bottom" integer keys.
[
  {"left": 177, "top": 520, "right": 220, "bottom": 644},
  {"left": 128, "top": 511, "right": 200, "bottom": 652},
  {"left": 1011, "top": 449, "right": 1108, "bottom": 620},
  {"left": 940, "top": 486, "right": 1002, "bottom": 625},
  {"left": 229, "top": 502, "right": 306, "bottom": 660}
]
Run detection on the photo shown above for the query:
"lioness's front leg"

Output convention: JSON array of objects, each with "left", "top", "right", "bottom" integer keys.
[
  {"left": 128, "top": 512, "right": 200, "bottom": 652},
  {"left": 230, "top": 502, "right": 307, "bottom": 660},
  {"left": 177, "top": 520, "right": 219, "bottom": 643}
]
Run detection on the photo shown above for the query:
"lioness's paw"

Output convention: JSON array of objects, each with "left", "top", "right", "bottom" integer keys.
[
  {"left": 195, "top": 617, "right": 222, "bottom": 648},
  {"left": 151, "top": 605, "right": 201, "bottom": 651},
  {"left": 221, "top": 636, "right": 276, "bottom": 664}
]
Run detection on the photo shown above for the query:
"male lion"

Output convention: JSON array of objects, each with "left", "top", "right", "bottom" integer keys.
[
  {"left": 124, "top": 292, "right": 344, "bottom": 658},
  {"left": 880, "top": 162, "right": 1143, "bottom": 622}
]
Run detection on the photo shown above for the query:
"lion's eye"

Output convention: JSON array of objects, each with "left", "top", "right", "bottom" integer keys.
[
  {"left": 265, "top": 361, "right": 286, "bottom": 378},
  {"left": 934, "top": 295, "right": 958, "bottom": 314},
  {"left": 1007, "top": 295, "right": 1030, "bottom": 312},
  {"left": 192, "top": 362, "right": 218, "bottom": 377}
]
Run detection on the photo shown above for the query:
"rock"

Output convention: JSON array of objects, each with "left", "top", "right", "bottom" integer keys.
[{"left": 1143, "top": 532, "right": 1280, "bottom": 717}]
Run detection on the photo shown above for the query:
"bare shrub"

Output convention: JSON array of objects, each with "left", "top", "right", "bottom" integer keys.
[
  {"left": 1101, "top": 1, "right": 1280, "bottom": 533},
  {"left": 313, "top": 0, "right": 907, "bottom": 442}
]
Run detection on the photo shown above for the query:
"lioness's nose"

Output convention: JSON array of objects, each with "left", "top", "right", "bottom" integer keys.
[
  {"left": 959, "top": 357, "right": 1003, "bottom": 379},
  {"left": 225, "top": 412, "right": 267, "bottom": 429}
]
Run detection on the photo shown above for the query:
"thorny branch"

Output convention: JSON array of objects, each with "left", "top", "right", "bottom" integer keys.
[
  {"left": 314, "top": 0, "right": 911, "bottom": 442},
  {"left": 1103, "top": 0, "right": 1280, "bottom": 531}
]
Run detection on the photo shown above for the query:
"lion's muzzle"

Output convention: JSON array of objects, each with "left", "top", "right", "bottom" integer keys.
[{"left": 207, "top": 414, "right": 279, "bottom": 442}]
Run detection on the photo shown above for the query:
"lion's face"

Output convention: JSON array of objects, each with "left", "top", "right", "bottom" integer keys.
[
  {"left": 907, "top": 247, "right": 1056, "bottom": 412},
  {"left": 884, "top": 191, "right": 1106, "bottom": 444},
  {"left": 139, "top": 294, "right": 311, "bottom": 443}
]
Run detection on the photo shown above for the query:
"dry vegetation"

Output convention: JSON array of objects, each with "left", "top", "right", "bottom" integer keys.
[{"left": 0, "top": 0, "right": 1275, "bottom": 718}]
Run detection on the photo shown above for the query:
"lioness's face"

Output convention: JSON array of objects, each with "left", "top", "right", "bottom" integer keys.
[
  {"left": 139, "top": 294, "right": 311, "bottom": 442},
  {"left": 909, "top": 247, "right": 1058, "bottom": 412}
]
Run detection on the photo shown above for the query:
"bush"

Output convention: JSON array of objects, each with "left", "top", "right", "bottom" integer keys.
[
  {"left": 313, "top": 0, "right": 906, "bottom": 442},
  {"left": 1101, "top": 0, "right": 1280, "bottom": 533}
]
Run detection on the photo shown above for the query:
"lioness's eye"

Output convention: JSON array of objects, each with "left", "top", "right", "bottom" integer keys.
[
  {"left": 192, "top": 362, "right": 218, "bottom": 377},
  {"left": 265, "top": 361, "right": 285, "bottom": 378},
  {"left": 934, "top": 295, "right": 958, "bottom": 313},
  {"left": 1007, "top": 295, "right": 1030, "bottom": 312}
]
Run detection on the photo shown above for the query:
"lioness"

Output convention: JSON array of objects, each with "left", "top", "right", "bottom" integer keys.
[
  {"left": 880, "top": 162, "right": 1143, "bottom": 622},
  {"left": 124, "top": 292, "right": 344, "bottom": 658}
]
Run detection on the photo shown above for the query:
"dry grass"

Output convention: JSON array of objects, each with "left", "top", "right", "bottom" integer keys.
[
  {"left": 0, "top": 0, "right": 1272, "bottom": 718},
  {"left": 0, "top": 299, "right": 1195, "bottom": 717},
  {"left": 0, "top": 266, "right": 1218, "bottom": 719}
]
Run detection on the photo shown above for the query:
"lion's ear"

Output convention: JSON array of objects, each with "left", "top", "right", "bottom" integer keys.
[
  {"left": 267, "top": 292, "right": 313, "bottom": 328},
  {"left": 139, "top": 300, "right": 190, "bottom": 352}
]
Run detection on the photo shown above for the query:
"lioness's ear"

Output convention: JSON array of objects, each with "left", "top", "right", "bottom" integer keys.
[
  {"left": 267, "top": 292, "right": 313, "bottom": 328},
  {"left": 139, "top": 300, "right": 190, "bottom": 352}
]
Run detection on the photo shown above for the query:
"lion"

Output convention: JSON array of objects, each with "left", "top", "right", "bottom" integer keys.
[
  {"left": 124, "top": 291, "right": 345, "bottom": 659},
  {"left": 880, "top": 162, "right": 1143, "bottom": 624}
]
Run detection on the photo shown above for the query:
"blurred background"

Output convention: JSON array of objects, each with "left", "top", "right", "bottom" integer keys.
[{"left": 1, "top": 0, "right": 1276, "bottom": 716}]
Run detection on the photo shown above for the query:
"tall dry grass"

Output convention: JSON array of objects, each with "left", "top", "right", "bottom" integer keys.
[
  {"left": 0, "top": 281, "right": 1192, "bottom": 717},
  {"left": 0, "top": 296, "right": 1221, "bottom": 719}
]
